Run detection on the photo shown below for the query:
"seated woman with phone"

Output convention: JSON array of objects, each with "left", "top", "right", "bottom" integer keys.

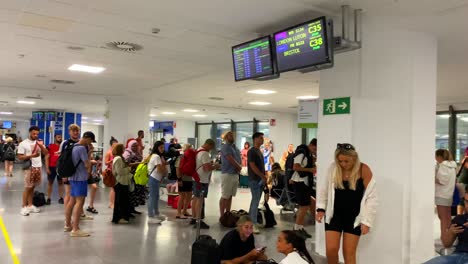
[{"left": 220, "top": 215, "right": 268, "bottom": 264}]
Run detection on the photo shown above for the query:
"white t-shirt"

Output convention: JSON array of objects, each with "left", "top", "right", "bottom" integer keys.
[
  {"left": 17, "top": 138, "right": 42, "bottom": 168},
  {"left": 291, "top": 153, "right": 308, "bottom": 185},
  {"left": 196, "top": 148, "right": 211, "bottom": 184},
  {"left": 148, "top": 154, "right": 164, "bottom": 181},
  {"left": 280, "top": 251, "right": 309, "bottom": 264}
]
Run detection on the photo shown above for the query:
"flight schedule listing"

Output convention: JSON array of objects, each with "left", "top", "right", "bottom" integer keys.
[
  {"left": 275, "top": 18, "right": 328, "bottom": 72},
  {"left": 233, "top": 38, "right": 273, "bottom": 81}
]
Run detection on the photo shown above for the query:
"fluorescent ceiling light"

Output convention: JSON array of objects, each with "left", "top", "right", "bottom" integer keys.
[
  {"left": 193, "top": 114, "right": 207, "bottom": 117},
  {"left": 93, "top": 123, "right": 101, "bottom": 125},
  {"left": 162, "top": 112, "right": 176, "bottom": 115},
  {"left": 17, "top": 100, "right": 35, "bottom": 105},
  {"left": 247, "top": 89, "right": 277, "bottom": 95},
  {"left": 81, "top": 121, "right": 88, "bottom": 124},
  {"left": 249, "top": 101, "right": 271, "bottom": 106},
  {"left": 82, "top": 117, "right": 88, "bottom": 120},
  {"left": 0, "top": 112, "right": 13, "bottom": 115},
  {"left": 149, "top": 114, "right": 157, "bottom": 117},
  {"left": 93, "top": 119, "right": 102, "bottom": 122},
  {"left": 68, "top": 64, "right": 106, "bottom": 74},
  {"left": 296, "top": 95, "right": 319, "bottom": 100},
  {"left": 183, "top": 109, "right": 199, "bottom": 113}
]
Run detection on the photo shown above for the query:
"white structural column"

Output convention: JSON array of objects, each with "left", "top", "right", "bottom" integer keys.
[
  {"left": 315, "top": 16, "right": 437, "bottom": 264},
  {"left": 103, "top": 97, "right": 150, "bottom": 157}
]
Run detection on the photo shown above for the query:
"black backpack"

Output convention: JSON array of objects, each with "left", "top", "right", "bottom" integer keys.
[
  {"left": 293, "top": 145, "right": 314, "bottom": 178},
  {"left": 284, "top": 152, "right": 296, "bottom": 180},
  {"left": 257, "top": 202, "right": 277, "bottom": 228},
  {"left": 3, "top": 144, "right": 16, "bottom": 161},
  {"left": 57, "top": 141, "right": 81, "bottom": 177},
  {"left": 33, "top": 191, "right": 46, "bottom": 207}
]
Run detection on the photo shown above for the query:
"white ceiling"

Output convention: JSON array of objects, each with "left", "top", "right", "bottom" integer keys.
[{"left": 0, "top": 0, "right": 467, "bottom": 122}]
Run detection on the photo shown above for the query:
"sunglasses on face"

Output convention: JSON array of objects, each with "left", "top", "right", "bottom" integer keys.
[{"left": 337, "top": 143, "right": 355, "bottom": 151}]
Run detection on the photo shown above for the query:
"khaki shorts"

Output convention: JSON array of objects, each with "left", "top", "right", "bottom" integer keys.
[
  {"left": 435, "top": 197, "right": 452, "bottom": 207},
  {"left": 24, "top": 167, "right": 42, "bottom": 188},
  {"left": 221, "top": 173, "right": 239, "bottom": 199}
]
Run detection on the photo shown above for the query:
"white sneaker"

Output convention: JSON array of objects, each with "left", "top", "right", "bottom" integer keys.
[
  {"left": 253, "top": 225, "right": 260, "bottom": 234},
  {"left": 155, "top": 215, "right": 166, "bottom": 221},
  {"left": 147, "top": 217, "right": 162, "bottom": 224},
  {"left": 27, "top": 205, "right": 40, "bottom": 213},
  {"left": 80, "top": 214, "right": 94, "bottom": 220},
  {"left": 20, "top": 207, "right": 30, "bottom": 216}
]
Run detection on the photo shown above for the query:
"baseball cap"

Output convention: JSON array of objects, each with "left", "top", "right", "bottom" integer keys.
[{"left": 83, "top": 131, "right": 96, "bottom": 142}]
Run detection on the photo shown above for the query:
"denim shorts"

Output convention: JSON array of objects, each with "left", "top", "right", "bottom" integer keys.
[
  {"left": 192, "top": 183, "right": 209, "bottom": 198},
  {"left": 70, "top": 180, "right": 88, "bottom": 197}
]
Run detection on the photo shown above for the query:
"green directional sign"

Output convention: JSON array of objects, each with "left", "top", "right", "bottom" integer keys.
[{"left": 323, "top": 97, "right": 351, "bottom": 115}]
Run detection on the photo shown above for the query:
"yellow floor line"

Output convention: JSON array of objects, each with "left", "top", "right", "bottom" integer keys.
[{"left": 0, "top": 215, "right": 20, "bottom": 264}]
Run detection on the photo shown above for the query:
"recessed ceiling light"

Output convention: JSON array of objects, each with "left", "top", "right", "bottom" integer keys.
[
  {"left": 193, "top": 114, "right": 207, "bottom": 117},
  {"left": 149, "top": 114, "right": 157, "bottom": 117},
  {"left": 183, "top": 109, "right": 199, "bottom": 113},
  {"left": 0, "top": 112, "right": 13, "bottom": 115},
  {"left": 296, "top": 95, "right": 319, "bottom": 100},
  {"left": 93, "top": 119, "right": 102, "bottom": 122},
  {"left": 82, "top": 117, "right": 88, "bottom": 120},
  {"left": 247, "top": 89, "right": 277, "bottom": 95},
  {"left": 17, "top": 100, "right": 35, "bottom": 105},
  {"left": 249, "top": 101, "right": 271, "bottom": 106},
  {"left": 162, "top": 112, "right": 176, "bottom": 115},
  {"left": 68, "top": 64, "right": 106, "bottom": 74}
]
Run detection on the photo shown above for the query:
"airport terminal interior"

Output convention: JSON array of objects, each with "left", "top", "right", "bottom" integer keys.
[{"left": 1, "top": 1, "right": 468, "bottom": 264}]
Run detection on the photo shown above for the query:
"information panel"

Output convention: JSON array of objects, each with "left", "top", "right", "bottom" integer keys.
[
  {"left": 274, "top": 17, "right": 330, "bottom": 73},
  {"left": 232, "top": 36, "right": 274, "bottom": 81},
  {"left": 32, "top": 111, "right": 44, "bottom": 121},
  {"left": 45, "top": 111, "right": 56, "bottom": 121}
]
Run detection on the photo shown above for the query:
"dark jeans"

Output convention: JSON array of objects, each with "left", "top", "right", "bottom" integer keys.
[{"left": 112, "top": 183, "right": 130, "bottom": 223}]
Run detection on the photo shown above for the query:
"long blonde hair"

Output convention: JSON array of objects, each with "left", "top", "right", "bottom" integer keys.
[{"left": 333, "top": 148, "right": 361, "bottom": 190}]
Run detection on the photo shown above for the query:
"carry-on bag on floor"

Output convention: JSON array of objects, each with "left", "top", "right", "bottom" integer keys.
[{"left": 191, "top": 190, "right": 221, "bottom": 264}]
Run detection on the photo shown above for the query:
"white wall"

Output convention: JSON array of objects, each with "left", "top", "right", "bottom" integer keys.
[
  {"left": 315, "top": 17, "right": 436, "bottom": 264},
  {"left": 81, "top": 123, "right": 104, "bottom": 148},
  {"left": 265, "top": 113, "right": 302, "bottom": 161},
  {"left": 173, "top": 119, "right": 196, "bottom": 145}
]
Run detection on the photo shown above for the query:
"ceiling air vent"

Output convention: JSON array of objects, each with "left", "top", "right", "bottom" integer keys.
[
  {"left": 106, "top": 41, "right": 143, "bottom": 52},
  {"left": 67, "top": 46, "right": 85, "bottom": 51},
  {"left": 208, "top": 97, "right": 224, "bottom": 101},
  {"left": 50, "top": 79, "right": 75, "bottom": 85}
]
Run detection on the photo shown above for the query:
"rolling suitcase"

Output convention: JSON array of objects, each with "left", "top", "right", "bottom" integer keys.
[{"left": 191, "top": 190, "right": 221, "bottom": 264}]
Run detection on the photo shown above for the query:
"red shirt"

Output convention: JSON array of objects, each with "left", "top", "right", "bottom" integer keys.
[{"left": 48, "top": 143, "right": 60, "bottom": 167}]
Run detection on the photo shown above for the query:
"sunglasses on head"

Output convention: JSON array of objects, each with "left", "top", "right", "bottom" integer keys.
[{"left": 337, "top": 143, "right": 355, "bottom": 151}]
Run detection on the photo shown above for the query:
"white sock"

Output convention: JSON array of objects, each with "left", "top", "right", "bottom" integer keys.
[{"left": 294, "top": 224, "right": 303, "bottom": 230}]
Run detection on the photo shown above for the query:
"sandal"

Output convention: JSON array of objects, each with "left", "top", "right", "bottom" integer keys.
[{"left": 86, "top": 206, "right": 98, "bottom": 214}]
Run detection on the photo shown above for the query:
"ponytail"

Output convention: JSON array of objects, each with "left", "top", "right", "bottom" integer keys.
[{"left": 281, "top": 230, "right": 314, "bottom": 263}]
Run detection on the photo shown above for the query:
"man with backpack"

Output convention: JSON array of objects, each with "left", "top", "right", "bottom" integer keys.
[
  {"left": 64, "top": 131, "right": 96, "bottom": 237},
  {"left": 189, "top": 139, "right": 219, "bottom": 229},
  {"left": 17, "top": 126, "right": 49, "bottom": 216},
  {"left": 291, "top": 139, "right": 317, "bottom": 239},
  {"left": 59, "top": 124, "right": 81, "bottom": 207}
]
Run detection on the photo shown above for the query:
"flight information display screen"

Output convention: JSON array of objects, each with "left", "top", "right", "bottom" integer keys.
[
  {"left": 45, "top": 111, "right": 56, "bottom": 121},
  {"left": 232, "top": 36, "right": 274, "bottom": 81},
  {"left": 32, "top": 111, "right": 44, "bottom": 121},
  {"left": 274, "top": 17, "right": 330, "bottom": 73}
]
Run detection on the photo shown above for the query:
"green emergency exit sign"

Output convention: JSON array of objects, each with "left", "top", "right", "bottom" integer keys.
[{"left": 323, "top": 97, "right": 351, "bottom": 115}]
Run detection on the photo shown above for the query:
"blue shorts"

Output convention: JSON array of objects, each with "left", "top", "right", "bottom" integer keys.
[
  {"left": 192, "top": 183, "right": 209, "bottom": 198},
  {"left": 70, "top": 181, "right": 88, "bottom": 197}
]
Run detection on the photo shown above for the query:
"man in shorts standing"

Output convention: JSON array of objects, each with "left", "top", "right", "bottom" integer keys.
[
  {"left": 17, "top": 126, "right": 48, "bottom": 216},
  {"left": 190, "top": 139, "right": 219, "bottom": 229},
  {"left": 46, "top": 134, "right": 63, "bottom": 205},
  {"left": 219, "top": 131, "right": 242, "bottom": 218},
  {"left": 64, "top": 131, "right": 95, "bottom": 237}
]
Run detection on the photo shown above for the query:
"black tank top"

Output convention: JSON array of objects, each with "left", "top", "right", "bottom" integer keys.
[{"left": 334, "top": 176, "right": 365, "bottom": 218}]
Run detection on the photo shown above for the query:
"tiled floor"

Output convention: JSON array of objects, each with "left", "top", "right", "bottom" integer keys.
[{"left": 0, "top": 168, "right": 326, "bottom": 264}]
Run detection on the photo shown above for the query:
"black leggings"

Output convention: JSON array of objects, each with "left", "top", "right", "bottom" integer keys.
[{"left": 112, "top": 184, "right": 130, "bottom": 223}]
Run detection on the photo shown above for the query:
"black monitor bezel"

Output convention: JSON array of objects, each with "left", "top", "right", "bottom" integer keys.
[
  {"left": 273, "top": 16, "right": 331, "bottom": 73},
  {"left": 231, "top": 35, "right": 275, "bottom": 82}
]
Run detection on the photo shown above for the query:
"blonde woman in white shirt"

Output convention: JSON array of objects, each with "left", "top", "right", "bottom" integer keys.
[
  {"left": 434, "top": 149, "right": 457, "bottom": 241},
  {"left": 316, "top": 143, "right": 377, "bottom": 264}
]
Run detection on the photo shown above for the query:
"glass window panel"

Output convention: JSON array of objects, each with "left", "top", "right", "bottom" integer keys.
[
  {"left": 306, "top": 128, "right": 318, "bottom": 144},
  {"left": 456, "top": 114, "right": 468, "bottom": 162},
  {"left": 216, "top": 123, "right": 231, "bottom": 150},
  {"left": 197, "top": 124, "right": 211, "bottom": 148},
  {"left": 258, "top": 121, "right": 270, "bottom": 138},
  {"left": 236, "top": 123, "right": 253, "bottom": 149},
  {"left": 436, "top": 114, "right": 449, "bottom": 154}
]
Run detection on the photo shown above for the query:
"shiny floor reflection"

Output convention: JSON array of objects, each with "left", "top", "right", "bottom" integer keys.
[{"left": 0, "top": 168, "right": 326, "bottom": 264}]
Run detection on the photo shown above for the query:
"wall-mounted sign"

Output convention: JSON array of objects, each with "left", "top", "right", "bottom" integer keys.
[
  {"left": 298, "top": 100, "right": 319, "bottom": 128},
  {"left": 323, "top": 97, "right": 351, "bottom": 115}
]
